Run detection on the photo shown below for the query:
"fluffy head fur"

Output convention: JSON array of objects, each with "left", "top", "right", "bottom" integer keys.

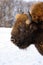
[{"left": 30, "top": 2, "right": 43, "bottom": 23}]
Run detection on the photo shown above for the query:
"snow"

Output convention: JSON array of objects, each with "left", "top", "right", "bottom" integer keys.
[{"left": 0, "top": 27, "right": 43, "bottom": 65}]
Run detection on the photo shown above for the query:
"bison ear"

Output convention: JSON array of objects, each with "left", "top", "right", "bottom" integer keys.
[{"left": 35, "top": 43, "right": 43, "bottom": 55}]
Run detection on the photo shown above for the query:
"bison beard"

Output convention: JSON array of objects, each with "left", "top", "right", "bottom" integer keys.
[{"left": 11, "top": 2, "right": 43, "bottom": 55}]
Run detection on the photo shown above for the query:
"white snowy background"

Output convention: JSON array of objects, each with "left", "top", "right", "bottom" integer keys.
[{"left": 0, "top": 27, "right": 43, "bottom": 65}]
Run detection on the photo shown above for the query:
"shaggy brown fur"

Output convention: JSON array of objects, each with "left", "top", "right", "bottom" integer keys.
[
  {"left": 30, "top": 2, "right": 43, "bottom": 23},
  {"left": 11, "top": 2, "right": 43, "bottom": 55},
  {"left": 30, "top": 2, "right": 43, "bottom": 55},
  {"left": 30, "top": 2, "right": 43, "bottom": 29}
]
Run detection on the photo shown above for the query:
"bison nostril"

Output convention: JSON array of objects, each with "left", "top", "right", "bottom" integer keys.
[
  {"left": 11, "top": 38, "right": 16, "bottom": 43},
  {"left": 11, "top": 36, "right": 16, "bottom": 42},
  {"left": 11, "top": 38, "right": 14, "bottom": 41}
]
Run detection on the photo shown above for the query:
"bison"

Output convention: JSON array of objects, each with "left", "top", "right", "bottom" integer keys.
[{"left": 11, "top": 2, "right": 43, "bottom": 55}]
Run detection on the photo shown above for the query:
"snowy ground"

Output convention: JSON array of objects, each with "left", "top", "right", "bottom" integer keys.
[{"left": 0, "top": 27, "right": 43, "bottom": 65}]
